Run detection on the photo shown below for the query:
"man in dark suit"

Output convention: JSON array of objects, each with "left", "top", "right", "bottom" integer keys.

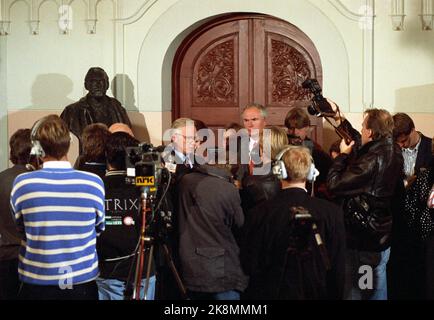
[
  {"left": 240, "top": 146, "right": 346, "bottom": 300},
  {"left": 393, "top": 113, "right": 433, "bottom": 187},
  {"left": 242, "top": 103, "right": 267, "bottom": 176},
  {"left": 162, "top": 117, "right": 197, "bottom": 180},
  {"left": 156, "top": 117, "right": 197, "bottom": 300},
  {"left": 388, "top": 113, "right": 433, "bottom": 299},
  {"left": 0, "top": 129, "right": 32, "bottom": 299}
]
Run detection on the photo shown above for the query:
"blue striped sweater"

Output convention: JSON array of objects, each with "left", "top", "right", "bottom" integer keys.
[{"left": 10, "top": 161, "right": 105, "bottom": 286}]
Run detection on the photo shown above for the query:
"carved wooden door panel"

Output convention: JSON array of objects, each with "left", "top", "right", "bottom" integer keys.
[{"left": 174, "top": 14, "right": 323, "bottom": 143}]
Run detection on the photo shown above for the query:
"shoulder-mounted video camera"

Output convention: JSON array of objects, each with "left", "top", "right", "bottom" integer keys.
[{"left": 302, "top": 78, "right": 355, "bottom": 145}]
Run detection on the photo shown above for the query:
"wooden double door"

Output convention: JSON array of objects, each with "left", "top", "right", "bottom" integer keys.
[{"left": 173, "top": 14, "right": 324, "bottom": 143}]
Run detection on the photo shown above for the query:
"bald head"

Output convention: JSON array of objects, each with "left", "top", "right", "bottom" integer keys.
[{"left": 108, "top": 123, "right": 134, "bottom": 137}]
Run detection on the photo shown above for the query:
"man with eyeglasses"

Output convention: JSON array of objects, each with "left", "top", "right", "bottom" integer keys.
[
  {"left": 156, "top": 117, "right": 197, "bottom": 300},
  {"left": 168, "top": 118, "right": 197, "bottom": 172}
]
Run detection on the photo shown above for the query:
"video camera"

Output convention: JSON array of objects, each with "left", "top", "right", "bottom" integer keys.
[
  {"left": 125, "top": 143, "right": 167, "bottom": 194},
  {"left": 123, "top": 142, "right": 179, "bottom": 300},
  {"left": 125, "top": 143, "right": 174, "bottom": 231},
  {"left": 302, "top": 79, "right": 336, "bottom": 118},
  {"left": 302, "top": 78, "right": 356, "bottom": 145}
]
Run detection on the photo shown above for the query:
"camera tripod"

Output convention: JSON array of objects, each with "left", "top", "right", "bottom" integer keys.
[{"left": 125, "top": 187, "right": 188, "bottom": 300}]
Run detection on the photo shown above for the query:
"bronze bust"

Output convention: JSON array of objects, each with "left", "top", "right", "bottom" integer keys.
[{"left": 60, "top": 67, "right": 132, "bottom": 150}]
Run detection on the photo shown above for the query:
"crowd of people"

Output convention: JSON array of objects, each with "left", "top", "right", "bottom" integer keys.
[{"left": 0, "top": 68, "right": 433, "bottom": 301}]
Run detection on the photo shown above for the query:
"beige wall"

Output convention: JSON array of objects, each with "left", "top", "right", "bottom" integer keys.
[
  {"left": 1, "top": 0, "right": 434, "bottom": 170},
  {"left": 7, "top": 110, "right": 171, "bottom": 167}
]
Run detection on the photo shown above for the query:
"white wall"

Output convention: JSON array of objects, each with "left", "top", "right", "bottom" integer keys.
[
  {"left": 374, "top": 0, "right": 434, "bottom": 112},
  {"left": 1, "top": 0, "right": 434, "bottom": 170}
]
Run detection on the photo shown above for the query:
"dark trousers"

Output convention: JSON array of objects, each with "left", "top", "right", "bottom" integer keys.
[
  {"left": 18, "top": 280, "right": 98, "bottom": 300},
  {"left": 0, "top": 259, "right": 19, "bottom": 300}
]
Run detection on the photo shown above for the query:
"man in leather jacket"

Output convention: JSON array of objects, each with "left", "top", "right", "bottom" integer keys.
[{"left": 327, "top": 108, "right": 404, "bottom": 300}]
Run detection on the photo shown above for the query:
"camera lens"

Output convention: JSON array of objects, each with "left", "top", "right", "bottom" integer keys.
[{"left": 307, "top": 105, "right": 319, "bottom": 116}]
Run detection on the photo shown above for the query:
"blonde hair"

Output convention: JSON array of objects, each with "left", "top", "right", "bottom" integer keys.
[
  {"left": 281, "top": 146, "right": 312, "bottom": 181},
  {"left": 171, "top": 117, "right": 194, "bottom": 129},
  {"left": 259, "top": 126, "right": 289, "bottom": 160}
]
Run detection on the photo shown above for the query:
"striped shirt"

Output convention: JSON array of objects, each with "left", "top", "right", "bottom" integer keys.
[{"left": 10, "top": 161, "right": 105, "bottom": 286}]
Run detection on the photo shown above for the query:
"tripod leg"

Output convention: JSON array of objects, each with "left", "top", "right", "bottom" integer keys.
[
  {"left": 161, "top": 243, "right": 189, "bottom": 300},
  {"left": 143, "top": 245, "right": 154, "bottom": 300},
  {"left": 132, "top": 245, "right": 143, "bottom": 300}
]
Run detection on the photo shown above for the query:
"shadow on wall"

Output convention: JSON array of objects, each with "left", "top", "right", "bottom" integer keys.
[
  {"left": 30, "top": 73, "right": 78, "bottom": 163},
  {"left": 395, "top": 83, "right": 434, "bottom": 113},
  {"left": 31, "top": 74, "right": 75, "bottom": 108},
  {"left": 7, "top": 109, "right": 80, "bottom": 166},
  {"left": 111, "top": 74, "right": 150, "bottom": 144}
]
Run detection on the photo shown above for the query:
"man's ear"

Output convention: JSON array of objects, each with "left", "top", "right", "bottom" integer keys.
[{"left": 368, "top": 128, "right": 373, "bottom": 139}]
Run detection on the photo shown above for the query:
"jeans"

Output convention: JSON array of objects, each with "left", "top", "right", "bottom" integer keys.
[
  {"left": 97, "top": 276, "right": 156, "bottom": 300},
  {"left": 188, "top": 290, "right": 240, "bottom": 300},
  {"left": 344, "top": 248, "right": 390, "bottom": 300}
]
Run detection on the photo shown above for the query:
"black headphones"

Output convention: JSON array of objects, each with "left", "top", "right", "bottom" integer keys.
[{"left": 272, "top": 145, "right": 319, "bottom": 182}]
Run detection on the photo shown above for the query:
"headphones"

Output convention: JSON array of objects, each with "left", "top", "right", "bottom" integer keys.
[
  {"left": 272, "top": 145, "right": 319, "bottom": 182},
  {"left": 29, "top": 118, "right": 46, "bottom": 158}
]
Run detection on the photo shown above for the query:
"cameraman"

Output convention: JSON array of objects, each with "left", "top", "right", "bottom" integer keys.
[
  {"left": 326, "top": 106, "right": 404, "bottom": 300},
  {"left": 96, "top": 132, "right": 157, "bottom": 300},
  {"left": 240, "top": 146, "right": 346, "bottom": 299},
  {"left": 284, "top": 107, "right": 333, "bottom": 192}
]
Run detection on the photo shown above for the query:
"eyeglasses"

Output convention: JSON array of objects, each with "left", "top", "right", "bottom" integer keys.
[{"left": 176, "top": 133, "right": 196, "bottom": 142}]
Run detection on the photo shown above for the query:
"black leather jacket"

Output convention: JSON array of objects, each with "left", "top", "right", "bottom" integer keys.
[{"left": 327, "top": 135, "right": 404, "bottom": 251}]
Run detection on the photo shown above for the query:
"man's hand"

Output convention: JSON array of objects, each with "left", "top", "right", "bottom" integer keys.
[
  {"left": 404, "top": 175, "right": 417, "bottom": 189},
  {"left": 339, "top": 138, "right": 355, "bottom": 155},
  {"left": 325, "top": 98, "right": 344, "bottom": 122}
]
